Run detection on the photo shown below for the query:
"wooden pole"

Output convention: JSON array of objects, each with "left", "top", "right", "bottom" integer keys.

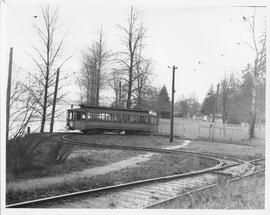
[
  {"left": 6, "top": 47, "right": 13, "bottom": 143},
  {"left": 50, "top": 68, "right": 60, "bottom": 133},
  {"left": 170, "top": 65, "right": 177, "bottom": 143}
]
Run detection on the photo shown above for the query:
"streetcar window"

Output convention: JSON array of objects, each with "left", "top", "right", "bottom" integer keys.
[
  {"left": 129, "top": 115, "right": 134, "bottom": 123},
  {"left": 123, "top": 115, "right": 128, "bottom": 123},
  {"left": 87, "top": 112, "right": 91, "bottom": 120},
  {"left": 111, "top": 114, "right": 115, "bottom": 122},
  {"left": 126, "top": 115, "right": 130, "bottom": 123},
  {"left": 82, "top": 113, "right": 86, "bottom": 120},
  {"left": 68, "top": 111, "right": 73, "bottom": 120},
  {"left": 114, "top": 114, "right": 119, "bottom": 122},
  {"left": 119, "top": 114, "right": 123, "bottom": 123},
  {"left": 134, "top": 115, "right": 139, "bottom": 123},
  {"left": 71, "top": 112, "right": 74, "bottom": 120},
  {"left": 76, "top": 112, "right": 81, "bottom": 120},
  {"left": 106, "top": 114, "right": 111, "bottom": 121},
  {"left": 128, "top": 115, "right": 131, "bottom": 123},
  {"left": 92, "top": 113, "right": 97, "bottom": 120}
]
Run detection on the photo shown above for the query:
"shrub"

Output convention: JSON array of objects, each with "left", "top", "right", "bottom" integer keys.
[
  {"left": 6, "top": 134, "right": 71, "bottom": 176},
  {"left": 45, "top": 141, "right": 72, "bottom": 165}
]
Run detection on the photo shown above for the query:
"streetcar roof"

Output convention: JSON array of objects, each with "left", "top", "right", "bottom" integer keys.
[{"left": 67, "top": 104, "right": 157, "bottom": 116}]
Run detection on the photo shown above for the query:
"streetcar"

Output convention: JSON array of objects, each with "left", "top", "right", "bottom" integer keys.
[{"left": 66, "top": 104, "right": 159, "bottom": 134}]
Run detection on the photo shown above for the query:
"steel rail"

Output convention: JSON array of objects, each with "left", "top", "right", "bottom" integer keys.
[
  {"left": 7, "top": 161, "right": 240, "bottom": 208},
  {"left": 146, "top": 158, "right": 265, "bottom": 208},
  {"left": 6, "top": 135, "right": 263, "bottom": 208},
  {"left": 61, "top": 134, "right": 236, "bottom": 163},
  {"left": 7, "top": 134, "right": 231, "bottom": 208}
]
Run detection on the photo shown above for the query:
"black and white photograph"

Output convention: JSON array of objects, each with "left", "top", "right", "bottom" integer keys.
[{"left": 0, "top": 0, "right": 268, "bottom": 213}]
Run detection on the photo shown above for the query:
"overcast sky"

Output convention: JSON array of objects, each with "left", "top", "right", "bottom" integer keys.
[{"left": 2, "top": 0, "right": 266, "bottom": 104}]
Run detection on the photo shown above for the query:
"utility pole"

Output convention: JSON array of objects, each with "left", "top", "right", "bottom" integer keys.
[
  {"left": 6, "top": 47, "right": 13, "bottom": 143},
  {"left": 170, "top": 65, "right": 177, "bottom": 143},
  {"left": 50, "top": 68, "right": 60, "bottom": 133},
  {"left": 212, "top": 83, "right": 220, "bottom": 123}
]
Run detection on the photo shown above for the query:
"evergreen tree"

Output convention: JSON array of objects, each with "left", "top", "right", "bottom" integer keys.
[
  {"left": 201, "top": 85, "right": 216, "bottom": 117},
  {"left": 156, "top": 85, "right": 170, "bottom": 118}
]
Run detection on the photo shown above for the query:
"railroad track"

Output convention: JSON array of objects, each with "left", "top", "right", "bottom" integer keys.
[
  {"left": 147, "top": 158, "right": 265, "bottom": 208},
  {"left": 60, "top": 134, "right": 240, "bottom": 164},
  {"left": 6, "top": 134, "right": 264, "bottom": 208}
]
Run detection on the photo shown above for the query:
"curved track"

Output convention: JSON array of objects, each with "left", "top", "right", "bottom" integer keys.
[
  {"left": 6, "top": 134, "right": 264, "bottom": 208},
  {"left": 147, "top": 158, "right": 265, "bottom": 208}
]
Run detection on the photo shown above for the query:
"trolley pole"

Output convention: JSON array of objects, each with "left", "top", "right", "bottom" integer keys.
[
  {"left": 6, "top": 47, "right": 13, "bottom": 143},
  {"left": 50, "top": 68, "right": 60, "bottom": 133},
  {"left": 170, "top": 65, "right": 177, "bottom": 143}
]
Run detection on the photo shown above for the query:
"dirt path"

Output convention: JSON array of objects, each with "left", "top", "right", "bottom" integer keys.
[{"left": 7, "top": 140, "right": 191, "bottom": 192}]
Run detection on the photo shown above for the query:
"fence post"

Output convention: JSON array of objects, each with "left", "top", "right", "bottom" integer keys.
[
  {"left": 209, "top": 125, "right": 213, "bottom": 141},
  {"left": 212, "top": 124, "right": 215, "bottom": 141}
]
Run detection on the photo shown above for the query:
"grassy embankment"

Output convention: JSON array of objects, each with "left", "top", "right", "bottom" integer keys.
[
  {"left": 67, "top": 133, "right": 185, "bottom": 148},
  {"left": 152, "top": 172, "right": 265, "bottom": 209},
  {"left": 7, "top": 134, "right": 216, "bottom": 204}
]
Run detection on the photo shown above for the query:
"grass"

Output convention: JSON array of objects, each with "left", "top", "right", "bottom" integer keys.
[
  {"left": 6, "top": 134, "right": 264, "bottom": 207},
  {"left": 67, "top": 133, "right": 184, "bottom": 148},
  {"left": 6, "top": 151, "right": 216, "bottom": 204},
  {"left": 153, "top": 171, "right": 265, "bottom": 209},
  {"left": 7, "top": 148, "right": 143, "bottom": 181},
  {"left": 66, "top": 134, "right": 265, "bottom": 161},
  {"left": 8, "top": 133, "right": 185, "bottom": 181},
  {"left": 180, "top": 138, "right": 265, "bottom": 160}
]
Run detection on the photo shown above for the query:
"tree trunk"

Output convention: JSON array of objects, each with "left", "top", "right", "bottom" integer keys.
[
  {"left": 40, "top": 59, "right": 50, "bottom": 133},
  {"left": 127, "top": 59, "right": 133, "bottom": 109},
  {"left": 40, "top": 19, "right": 51, "bottom": 133},
  {"left": 249, "top": 61, "right": 257, "bottom": 138}
]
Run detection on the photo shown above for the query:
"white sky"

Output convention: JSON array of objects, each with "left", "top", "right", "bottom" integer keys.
[{"left": 2, "top": 0, "right": 267, "bottom": 104}]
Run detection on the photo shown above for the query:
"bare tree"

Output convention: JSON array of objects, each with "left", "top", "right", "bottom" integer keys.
[
  {"left": 242, "top": 9, "right": 266, "bottom": 138},
  {"left": 8, "top": 67, "right": 41, "bottom": 139},
  {"left": 30, "top": 5, "right": 67, "bottom": 133},
  {"left": 79, "top": 51, "right": 97, "bottom": 105},
  {"left": 79, "top": 28, "right": 111, "bottom": 105},
  {"left": 130, "top": 34, "right": 153, "bottom": 109},
  {"left": 117, "top": 6, "right": 146, "bottom": 108},
  {"left": 133, "top": 59, "right": 152, "bottom": 108},
  {"left": 108, "top": 70, "right": 124, "bottom": 107}
]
